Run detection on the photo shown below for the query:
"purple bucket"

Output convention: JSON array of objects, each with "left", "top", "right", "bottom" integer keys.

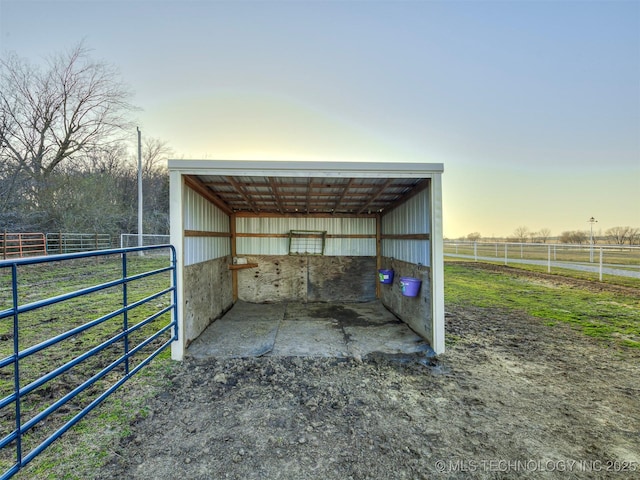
[
  {"left": 378, "top": 269, "right": 394, "bottom": 284},
  {"left": 399, "top": 277, "right": 421, "bottom": 297}
]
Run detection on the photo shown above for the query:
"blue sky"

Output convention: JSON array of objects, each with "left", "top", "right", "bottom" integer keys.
[{"left": 1, "top": 0, "right": 638, "bottom": 238}]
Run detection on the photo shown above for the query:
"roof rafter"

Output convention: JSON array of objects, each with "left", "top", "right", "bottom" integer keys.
[
  {"left": 225, "top": 176, "right": 260, "bottom": 213},
  {"left": 268, "top": 177, "right": 285, "bottom": 214},
  {"left": 356, "top": 179, "right": 394, "bottom": 215},
  {"left": 333, "top": 178, "right": 354, "bottom": 213}
]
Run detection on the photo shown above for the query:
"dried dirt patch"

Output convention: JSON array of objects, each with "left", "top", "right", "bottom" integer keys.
[{"left": 96, "top": 295, "right": 639, "bottom": 479}]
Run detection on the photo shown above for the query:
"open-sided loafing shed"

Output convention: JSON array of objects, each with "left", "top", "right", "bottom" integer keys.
[{"left": 168, "top": 160, "right": 445, "bottom": 360}]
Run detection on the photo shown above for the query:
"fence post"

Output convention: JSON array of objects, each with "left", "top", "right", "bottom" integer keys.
[
  {"left": 547, "top": 245, "right": 551, "bottom": 273},
  {"left": 599, "top": 248, "right": 603, "bottom": 281},
  {"left": 11, "top": 263, "right": 23, "bottom": 465},
  {"left": 474, "top": 242, "right": 477, "bottom": 261},
  {"left": 59, "top": 232, "right": 63, "bottom": 254},
  {"left": 122, "top": 252, "right": 130, "bottom": 375},
  {"left": 2, "top": 230, "right": 6, "bottom": 260},
  {"left": 504, "top": 243, "right": 508, "bottom": 265}
]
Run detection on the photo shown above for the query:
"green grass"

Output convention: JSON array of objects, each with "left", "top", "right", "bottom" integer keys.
[
  {"left": 0, "top": 252, "right": 176, "bottom": 477},
  {"left": 444, "top": 256, "right": 640, "bottom": 289},
  {"left": 444, "top": 262, "right": 640, "bottom": 348}
]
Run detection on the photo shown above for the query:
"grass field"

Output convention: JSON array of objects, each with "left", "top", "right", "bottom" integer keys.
[
  {"left": 444, "top": 262, "right": 640, "bottom": 349},
  {"left": 445, "top": 254, "right": 640, "bottom": 289},
  {"left": 1, "top": 259, "right": 638, "bottom": 478},
  {"left": 0, "top": 253, "right": 175, "bottom": 477}
]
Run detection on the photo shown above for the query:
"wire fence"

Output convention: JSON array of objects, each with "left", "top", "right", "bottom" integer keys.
[
  {"left": 444, "top": 241, "right": 640, "bottom": 280},
  {"left": 120, "top": 234, "right": 170, "bottom": 249},
  {"left": 0, "top": 234, "right": 171, "bottom": 259},
  {"left": 45, "top": 233, "right": 112, "bottom": 255}
]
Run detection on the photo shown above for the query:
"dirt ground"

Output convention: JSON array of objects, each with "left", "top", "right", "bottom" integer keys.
[{"left": 98, "top": 268, "right": 639, "bottom": 479}]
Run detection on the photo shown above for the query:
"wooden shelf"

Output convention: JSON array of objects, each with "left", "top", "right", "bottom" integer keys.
[{"left": 228, "top": 263, "right": 259, "bottom": 270}]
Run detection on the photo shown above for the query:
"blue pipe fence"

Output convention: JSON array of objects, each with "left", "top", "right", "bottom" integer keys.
[{"left": 0, "top": 245, "right": 178, "bottom": 479}]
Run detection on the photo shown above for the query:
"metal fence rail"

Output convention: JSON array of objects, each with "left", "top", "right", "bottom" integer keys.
[
  {"left": 444, "top": 241, "right": 640, "bottom": 279},
  {"left": 120, "top": 233, "right": 170, "bottom": 248},
  {"left": 0, "top": 234, "right": 46, "bottom": 260},
  {"left": 45, "top": 233, "right": 112, "bottom": 254},
  {"left": 0, "top": 245, "right": 177, "bottom": 479}
]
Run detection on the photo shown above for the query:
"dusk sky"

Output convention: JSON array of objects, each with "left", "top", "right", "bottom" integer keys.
[{"left": 1, "top": 0, "right": 638, "bottom": 239}]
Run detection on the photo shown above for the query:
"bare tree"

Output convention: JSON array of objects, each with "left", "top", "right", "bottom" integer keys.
[
  {"left": 605, "top": 226, "right": 640, "bottom": 245},
  {"left": 559, "top": 230, "right": 588, "bottom": 244},
  {"left": 537, "top": 228, "right": 552, "bottom": 243},
  {"left": 87, "top": 143, "right": 130, "bottom": 176},
  {"left": 0, "top": 43, "right": 135, "bottom": 192},
  {"left": 142, "top": 137, "right": 172, "bottom": 177},
  {"left": 141, "top": 137, "right": 172, "bottom": 234},
  {"left": 466, "top": 232, "right": 481, "bottom": 242},
  {"left": 513, "top": 226, "right": 530, "bottom": 242}
]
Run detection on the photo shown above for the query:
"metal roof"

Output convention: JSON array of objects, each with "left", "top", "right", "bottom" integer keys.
[{"left": 168, "top": 160, "right": 444, "bottom": 216}]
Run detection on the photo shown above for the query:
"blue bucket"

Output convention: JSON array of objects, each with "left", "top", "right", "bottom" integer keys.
[
  {"left": 378, "top": 269, "right": 394, "bottom": 284},
  {"left": 399, "top": 277, "right": 421, "bottom": 297}
]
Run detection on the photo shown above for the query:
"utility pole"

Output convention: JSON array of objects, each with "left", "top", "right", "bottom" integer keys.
[
  {"left": 137, "top": 127, "right": 143, "bottom": 250},
  {"left": 588, "top": 216, "right": 597, "bottom": 263}
]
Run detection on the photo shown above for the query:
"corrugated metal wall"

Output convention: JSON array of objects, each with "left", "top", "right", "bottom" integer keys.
[
  {"left": 381, "top": 187, "right": 431, "bottom": 265},
  {"left": 183, "top": 186, "right": 230, "bottom": 265},
  {"left": 181, "top": 184, "right": 431, "bottom": 264},
  {"left": 236, "top": 217, "right": 375, "bottom": 256}
]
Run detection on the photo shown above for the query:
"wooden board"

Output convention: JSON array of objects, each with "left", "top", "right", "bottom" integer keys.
[
  {"left": 307, "top": 256, "right": 376, "bottom": 303},
  {"left": 236, "top": 255, "right": 377, "bottom": 303},
  {"left": 237, "top": 255, "right": 308, "bottom": 303},
  {"left": 183, "top": 255, "right": 234, "bottom": 343}
]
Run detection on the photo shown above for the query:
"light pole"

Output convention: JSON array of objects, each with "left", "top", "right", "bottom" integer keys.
[
  {"left": 137, "top": 127, "right": 143, "bottom": 254},
  {"left": 588, "top": 216, "right": 597, "bottom": 262}
]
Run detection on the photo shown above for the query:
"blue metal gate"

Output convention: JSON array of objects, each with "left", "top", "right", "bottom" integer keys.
[{"left": 0, "top": 245, "right": 177, "bottom": 478}]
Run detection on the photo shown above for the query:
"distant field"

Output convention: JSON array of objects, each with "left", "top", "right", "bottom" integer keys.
[
  {"left": 444, "top": 241, "right": 640, "bottom": 282},
  {"left": 445, "top": 241, "right": 640, "bottom": 263},
  {"left": 445, "top": 261, "right": 640, "bottom": 349}
]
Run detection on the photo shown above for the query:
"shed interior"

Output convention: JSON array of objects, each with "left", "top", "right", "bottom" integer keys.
[{"left": 169, "top": 161, "right": 444, "bottom": 360}]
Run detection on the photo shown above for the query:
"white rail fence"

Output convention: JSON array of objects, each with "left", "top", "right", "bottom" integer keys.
[
  {"left": 120, "top": 233, "right": 171, "bottom": 248},
  {"left": 444, "top": 241, "right": 640, "bottom": 280}
]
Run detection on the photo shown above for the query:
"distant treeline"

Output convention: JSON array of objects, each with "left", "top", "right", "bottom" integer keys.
[
  {"left": 1, "top": 43, "right": 170, "bottom": 238},
  {"left": 454, "top": 226, "right": 640, "bottom": 245}
]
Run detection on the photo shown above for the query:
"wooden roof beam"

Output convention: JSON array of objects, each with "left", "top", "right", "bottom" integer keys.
[
  {"left": 268, "top": 177, "right": 285, "bottom": 214},
  {"left": 305, "top": 178, "right": 312, "bottom": 214},
  {"left": 184, "top": 175, "right": 234, "bottom": 216},
  {"left": 333, "top": 178, "right": 354, "bottom": 213},
  {"left": 382, "top": 178, "right": 430, "bottom": 215},
  {"left": 356, "top": 179, "right": 394, "bottom": 215},
  {"left": 225, "top": 176, "right": 260, "bottom": 213},
  {"left": 203, "top": 180, "right": 414, "bottom": 189}
]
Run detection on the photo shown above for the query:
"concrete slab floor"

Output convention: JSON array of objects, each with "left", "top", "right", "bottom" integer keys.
[{"left": 186, "top": 301, "right": 430, "bottom": 359}]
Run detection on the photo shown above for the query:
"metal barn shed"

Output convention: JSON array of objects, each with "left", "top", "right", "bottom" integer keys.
[{"left": 168, "top": 160, "right": 445, "bottom": 360}]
